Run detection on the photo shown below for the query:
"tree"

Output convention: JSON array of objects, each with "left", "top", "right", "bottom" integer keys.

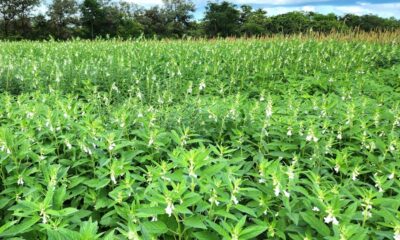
[
  {"left": 203, "top": 1, "right": 240, "bottom": 37},
  {"left": 0, "top": 0, "right": 39, "bottom": 38},
  {"left": 269, "top": 11, "right": 310, "bottom": 34},
  {"left": 0, "top": 0, "right": 17, "bottom": 37},
  {"left": 163, "top": 0, "right": 195, "bottom": 37},
  {"left": 135, "top": 6, "right": 168, "bottom": 37},
  {"left": 81, "top": 0, "right": 103, "bottom": 39},
  {"left": 117, "top": 2, "right": 143, "bottom": 38},
  {"left": 31, "top": 14, "right": 51, "bottom": 40},
  {"left": 239, "top": 5, "right": 268, "bottom": 36},
  {"left": 48, "top": 0, "right": 78, "bottom": 39},
  {"left": 16, "top": 0, "right": 40, "bottom": 38},
  {"left": 307, "top": 12, "right": 345, "bottom": 33},
  {"left": 81, "top": 0, "right": 132, "bottom": 39}
]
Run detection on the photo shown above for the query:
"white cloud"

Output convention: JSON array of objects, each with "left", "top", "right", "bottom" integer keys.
[
  {"left": 302, "top": 5, "right": 315, "bottom": 12},
  {"left": 123, "top": 0, "right": 164, "bottom": 6},
  {"left": 124, "top": 0, "right": 331, "bottom": 7},
  {"left": 33, "top": 4, "right": 48, "bottom": 15},
  {"left": 234, "top": 0, "right": 329, "bottom": 5},
  {"left": 263, "top": 2, "right": 400, "bottom": 18}
]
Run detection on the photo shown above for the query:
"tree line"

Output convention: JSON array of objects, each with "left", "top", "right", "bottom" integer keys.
[{"left": 1, "top": 0, "right": 399, "bottom": 40}]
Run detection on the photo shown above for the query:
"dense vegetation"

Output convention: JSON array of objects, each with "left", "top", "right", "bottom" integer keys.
[
  {"left": 0, "top": 34, "right": 400, "bottom": 239},
  {"left": 0, "top": 0, "right": 400, "bottom": 40}
]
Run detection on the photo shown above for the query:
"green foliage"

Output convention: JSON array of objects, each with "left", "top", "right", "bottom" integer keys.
[
  {"left": 1, "top": 0, "right": 400, "bottom": 40},
  {"left": 0, "top": 38, "right": 400, "bottom": 239},
  {"left": 204, "top": 1, "right": 241, "bottom": 37}
]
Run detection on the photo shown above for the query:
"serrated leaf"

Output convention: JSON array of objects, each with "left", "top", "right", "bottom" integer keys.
[
  {"left": 0, "top": 216, "right": 40, "bottom": 237},
  {"left": 183, "top": 216, "right": 207, "bottom": 229},
  {"left": 240, "top": 224, "right": 268, "bottom": 239},
  {"left": 300, "top": 212, "right": 331, "bottom": 237},
  {"left": 141, "top": 221, "right": 168, "bottom": 234}
]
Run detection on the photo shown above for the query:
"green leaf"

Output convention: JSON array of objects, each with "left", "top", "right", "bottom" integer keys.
[
  {"left": 136, "top": 207, "right": 165, "bottom": 217},
  {"left": 192, "top": 231, "right": 219, "bottom": 240},
  {"left": 47, "top": 208, "right": 78, "bottom": 217},
  {"left": 0, "top": 220, "right": 18, "bottom": 234},
  {"left": 206, "top": 220, "right": 230, "bottom": 239},
  {"left": 47, "top": 228, "right": 81, "bottom": 240},
  {"left": 183, "top": 216, "right": 207, "bottom": 229},
  {"left": 84, "top": 178, "right": 110, "bottom": 189},
  {"left": 0, "top": 216, "right": 40, "bottom": 237},
  {"left": 300, "top": 212, "right": 331, "bottom": 237},
  {"left": 202, "top": 162, "right": 227, "bottom": 176},
  {"left": 79, "top": 219, "right": 99, "bottom": 240},
  {"left": 141, "top": 221, "right": 168, "bottom": 234},
  {"left": 0, "top": 198, "right": 10, "bottom": 209},
  {"left": 175, "top": 205, "right": 192, "bottom": 214},
  {"left": 214, "top": 210, "right": 238, "bottom": 221},
  {"left": 234, "top": 204, "right": 257, "bottom": 217},
  {"left": 240, "top": 225, "right": 268, "bottom": 239},
  {"left": 54, "top": 185, "right": 67, "bottom": 209}
]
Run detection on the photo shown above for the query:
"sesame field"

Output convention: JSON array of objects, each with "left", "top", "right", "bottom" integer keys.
[{"left": 0, "top": 36, "right": 400, "bottom": 239}]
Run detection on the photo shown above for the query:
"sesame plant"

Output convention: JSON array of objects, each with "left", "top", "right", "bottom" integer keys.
[{"left": 0, "top": 36, "right": 400, "bottom": 240}]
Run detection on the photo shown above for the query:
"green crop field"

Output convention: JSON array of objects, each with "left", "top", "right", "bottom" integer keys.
[{"left": 0, "top": 37, "right": 400, "bottom": 239}]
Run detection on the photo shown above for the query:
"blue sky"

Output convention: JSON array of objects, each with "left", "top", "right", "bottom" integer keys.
[
  {"left": 127, "top": 0, "right": 400, "bottom": 19},
  {"left": 36, "top": 1, "right": 400, "bottom": 19}
]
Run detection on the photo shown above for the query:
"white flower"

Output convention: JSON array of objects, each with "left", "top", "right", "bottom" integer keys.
[
  {"left": 274, "top": 185, "right": 280, "bottom": 197},
  {"left": 265, "top": 100, "right": 273, "bottom": 118},
  {"left": 324, "top": 214, "right": 339, "bottom": 225},
  {"left": 287, "top": 168, "right": 295, "bottom": 180},
  {"left": 394, "top": 232, "right": 400, "bottom": 240},
  {"left": 108, "top": 143, "right": 116, "bottom": 151},
  {"left": 283, "top": 190, "right": 290, "bottom": 198},
  {"left": 362, "top": 209, "right": 372, "bottom": 219},
  {"left": 199, "top": 81, "right": 206, "bottom": 91},
  {"left": 128, "top": 231, "right": 139, "bottom": 240},
  {"left": 306, "top": 130, "right": 318, "bottom": 142},
  {"left": 334, "top": 164, "right": 340, "bottom": 173},
  {"left": 65, "top": 141, "right": 72, "bottom": 150},
  {"left": 189, "top": 170, "right": 197, "bottom": 178},
  {"left": 306, "top": 134, "right": 312, "bottom": 141},
  {"left": 165, "top": 202, "right": 175, "bottom": 217},
  {"left": 40, "top": 208, "right": 48, "bottom": 224},
  {"left": 231, "top": 195, "right": 239, "bottom": 205},
  {"left": 151, "top": 216, "right": 158, "bottom": 222},
  {"left": 27, "top": 112, "right": 34, "bottom": 119},
  {"left": 287, "top": 128, "right": 292, "bottom": 136},
  {"left": 351, "top": 169, "right": 359, "bottom": 181},
  {"left": 312, "top": 206, "right": 320, "bottom": 212},
  {"left": 209, "top": 191, "right": 220, "bottom": 206},
  {"left": 389, "top": 145, "right": 396, "bottom": 152},
  {"left": 337, "top": 133, "right": 342, "bottom": 140},
  {"left": 388, "top": 173, "right": 395, "bottom": 180},
  {"left": 17, "top": 176, "right": 24, "bottom": 186},
  {"left": 148, "top": 137, "right": 154, "bottom": 146},
  {"left": 136, "top": 91, "right": 143, "bottom": 100},
  {"left": 375, "top": 183, "right": 384, "bottom": 193},
  {"left": 110, "top": 171, "right": 117, "bottom": 184},
  {"left": 209, "top": 197, "right": 219, "bottom": 206}
]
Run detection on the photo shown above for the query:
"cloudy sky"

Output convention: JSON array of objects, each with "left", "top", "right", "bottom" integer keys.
[{"left": 126, "top": 0, "right": 400, "bottom": 19}]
